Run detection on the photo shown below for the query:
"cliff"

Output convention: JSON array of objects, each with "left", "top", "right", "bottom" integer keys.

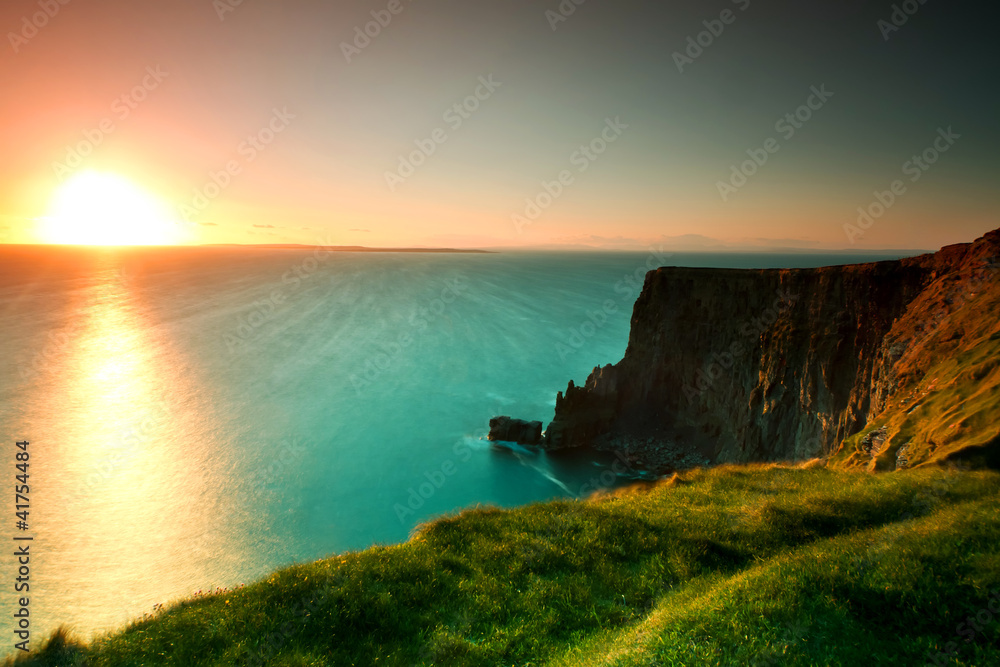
[{"left": 542, "top": 229, "right": 1000, "bottom": 471}]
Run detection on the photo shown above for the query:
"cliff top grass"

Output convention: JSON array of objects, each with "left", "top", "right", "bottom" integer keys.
[
  {"left": 833, "top": 257, "right": 1000, "bottom": 472},
  {"left": 9, "top": 464, "right": 1000, "bottom": 666}
]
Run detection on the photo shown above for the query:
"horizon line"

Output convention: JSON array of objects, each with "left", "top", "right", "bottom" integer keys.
[{"left": 0, "top": 242, "right": 935, "bottom": 255}]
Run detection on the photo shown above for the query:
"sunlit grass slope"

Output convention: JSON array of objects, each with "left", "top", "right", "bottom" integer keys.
[
  {"left": 9, "top": 464, "right": 1000, "bottom": 666},
  {"left": 834, "top": 256, "right": 1000, "bottom": 472}
]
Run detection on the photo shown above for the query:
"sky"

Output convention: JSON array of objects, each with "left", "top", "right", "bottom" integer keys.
[{"left": 0, "top": 0, "right": 996, "bottom": 250}]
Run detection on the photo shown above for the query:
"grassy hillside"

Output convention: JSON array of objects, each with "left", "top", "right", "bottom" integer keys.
[
  {"left": 10, "top": 464, "right": 1000, "bottom": 666},
  {"left": 834, "top": 256, "right": 1000, "bottom": 472}
]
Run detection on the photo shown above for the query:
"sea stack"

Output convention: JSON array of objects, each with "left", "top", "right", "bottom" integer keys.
[{"left": 488, "top": 416, "right": 544, "bottom": 446}]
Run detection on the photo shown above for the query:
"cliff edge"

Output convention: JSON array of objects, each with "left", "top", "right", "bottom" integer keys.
[{"left": 541, "top": 229, "right": 1000, "bottom": 471}]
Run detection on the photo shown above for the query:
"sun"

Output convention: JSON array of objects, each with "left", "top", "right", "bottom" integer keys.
[{"left": 38, "top": 171, "right": 183, "bottom": 246}]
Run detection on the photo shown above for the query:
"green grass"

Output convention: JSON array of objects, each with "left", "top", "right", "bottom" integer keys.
[
  {"left": 833, "top": 331, "right": 1000, "bottom": 472},
  {"left": 9, "top": 464, "right": 1000, "bottom": 666},
  {"left": 832, "top": 273, "right": 1000, "bottom": 472}
]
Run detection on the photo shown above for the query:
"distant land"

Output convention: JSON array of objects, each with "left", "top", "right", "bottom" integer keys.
[
  {"left": 485, "top": 233, "right": 932, "bottom": 254},
  {"left": 209, "top": 243, "right": 929, "bottom": 255},
  {"left": 0, "top": 242, "right": 935, "bottom": 256},
  {"left": 484, "top": 245, "right": 933, "bottom": 255},
  {"left": 202, "top": 242, "right": 930, "bottom": 256},
  {"left": 201, "top": 244, "right": 496, "bottom": 254},
  {"left": 414, "top": 232, "right": 935, "bottom": 254}
]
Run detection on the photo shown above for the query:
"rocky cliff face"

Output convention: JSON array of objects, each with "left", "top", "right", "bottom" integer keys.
[{"left": 542, "top": 229, "right": 1000, "bottom": 470}]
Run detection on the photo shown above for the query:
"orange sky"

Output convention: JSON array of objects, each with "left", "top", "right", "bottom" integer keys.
[{"left": 0, "top": 1, "right": 996, "bottom": 250}]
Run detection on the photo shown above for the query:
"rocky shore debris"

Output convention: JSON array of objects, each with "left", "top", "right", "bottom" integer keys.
[
  {"left": 488, "top": 416, "right": 543, "bottom": 446},
  {"left": 489, "top": 411, "right": 710, "bottom": 475},
  {"left": 895, "top": 442, "right": 911, "bottom": 469},
  {"left": 595, "top": 434, "right": 712, "bottom": 474},
  {"left": 861, "top": 426, "right": 889, "bottom": 456}
]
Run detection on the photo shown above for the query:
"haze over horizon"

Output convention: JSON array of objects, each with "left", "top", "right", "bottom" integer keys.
[{"left": 0, "top": 0, "right": 996, "bottom": 250}]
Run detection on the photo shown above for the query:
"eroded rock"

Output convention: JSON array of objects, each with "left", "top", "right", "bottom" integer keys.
[{"left": 488, "top": 416, "right": 543, "bottom": 445}]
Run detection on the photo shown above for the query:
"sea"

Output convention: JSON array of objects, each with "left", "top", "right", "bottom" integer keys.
[{"left": 0, "top": 245, "right": 915, "bottom": 648}]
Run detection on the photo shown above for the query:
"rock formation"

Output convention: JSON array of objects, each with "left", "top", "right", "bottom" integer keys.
[
  {"left": 488, "top": 416, "right": 543, "bottom": 446},
  {"left": 538, "top": 228, "right": 1000, "bottom": 471}
]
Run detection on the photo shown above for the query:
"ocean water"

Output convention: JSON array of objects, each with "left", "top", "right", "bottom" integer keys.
[{"left": 0, "top": 245, "right": 913, "bottom": 646}]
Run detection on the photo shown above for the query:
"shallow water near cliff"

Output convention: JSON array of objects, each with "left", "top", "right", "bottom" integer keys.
[{"left": 0, "top": 246, "right": 913, "bottom": 645}]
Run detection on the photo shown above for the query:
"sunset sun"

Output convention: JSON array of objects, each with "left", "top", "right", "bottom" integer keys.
[{"left": 39, "top": 172, "right": 182, "bottom": 246}]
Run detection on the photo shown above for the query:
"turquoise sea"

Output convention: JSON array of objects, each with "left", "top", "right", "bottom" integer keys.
[{"left": 0, "top": 245, "right": 914, "bottom": 647}]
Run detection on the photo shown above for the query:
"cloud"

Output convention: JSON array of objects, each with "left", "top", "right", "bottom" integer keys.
[
  {"left": 348, "top": 228, "right": 370, "bottom": 233},
  {"left": 198, "top": 222, "right": 219, "bottom": 227},
  {"left": 253, "top": 224, "right": 276, "bottom": 229}
]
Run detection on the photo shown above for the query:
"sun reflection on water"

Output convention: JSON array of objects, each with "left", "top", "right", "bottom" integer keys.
[{"left": 25, "top": 256, "right": 244, "bottom": 640}]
